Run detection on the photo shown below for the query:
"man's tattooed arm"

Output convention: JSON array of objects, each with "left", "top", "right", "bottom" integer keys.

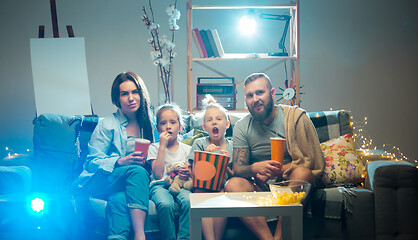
[{"left": 232, "top": 147, "right": 254, "bottom": 178}]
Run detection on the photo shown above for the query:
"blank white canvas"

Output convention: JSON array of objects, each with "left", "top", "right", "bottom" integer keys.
[{"left": 30, "top": 38, "right": 91, "bottom": 116}]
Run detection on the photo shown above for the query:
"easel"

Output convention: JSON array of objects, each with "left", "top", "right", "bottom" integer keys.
[
  {"left": 33, "top": 0, "right": 96, "bottom": 116},
  {"left": 38, "top": 0, "right": 75, "bottom": 38}
]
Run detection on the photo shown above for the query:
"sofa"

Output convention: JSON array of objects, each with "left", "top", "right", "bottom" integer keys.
[{"left": 26, "top": 109, "right": 418, "bottom": 240}]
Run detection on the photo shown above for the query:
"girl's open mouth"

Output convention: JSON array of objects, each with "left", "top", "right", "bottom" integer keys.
[{"left": 212, "top": 127, "right": 219, "bottom": 135}]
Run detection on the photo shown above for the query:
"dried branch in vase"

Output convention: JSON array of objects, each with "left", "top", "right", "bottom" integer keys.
[{"left": 141, "top": 0, "right": 180, "bottom": 103}]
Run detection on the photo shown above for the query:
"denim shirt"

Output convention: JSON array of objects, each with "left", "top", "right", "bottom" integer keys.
[
  {"left": 86, "top": 109, "right": 129, "bottom": 174},
  {"left": 76, "top": 109, "right": 158, "bottom": 186}
]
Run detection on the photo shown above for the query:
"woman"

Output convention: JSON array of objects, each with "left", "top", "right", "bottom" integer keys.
[{"left": 77, "top": 72, "right": 155, "bottom": 240}]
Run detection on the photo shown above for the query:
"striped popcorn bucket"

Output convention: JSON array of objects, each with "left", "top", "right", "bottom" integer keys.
[{"left": 193, "top": 150, "right": 229, "bottom": 191}]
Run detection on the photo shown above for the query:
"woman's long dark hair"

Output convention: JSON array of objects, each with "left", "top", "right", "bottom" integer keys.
[{"left": 111, "top": 72, "right": 154, "bottom": 142}]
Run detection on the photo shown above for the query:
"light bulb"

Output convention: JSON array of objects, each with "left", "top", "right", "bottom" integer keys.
[{"left": 239, "top": 16, "right": 257, "bottom": 35}]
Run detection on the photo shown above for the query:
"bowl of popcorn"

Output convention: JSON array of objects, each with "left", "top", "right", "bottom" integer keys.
[{"left": 269, "top": 180, "right": 311, "bottom": 205}]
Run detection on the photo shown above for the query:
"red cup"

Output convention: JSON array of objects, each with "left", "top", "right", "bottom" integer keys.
[{"left": 135, "top": 138, "right": 151, "bottom": 157}]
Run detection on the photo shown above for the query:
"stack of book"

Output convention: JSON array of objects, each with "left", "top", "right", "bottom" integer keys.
[{"left": 192, "top": 28, "right": 225, "bottom": 58}]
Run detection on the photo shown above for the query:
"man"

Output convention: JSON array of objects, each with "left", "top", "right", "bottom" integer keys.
[{"left": 225, "top": 73, "right": 325, "bottom": 240}]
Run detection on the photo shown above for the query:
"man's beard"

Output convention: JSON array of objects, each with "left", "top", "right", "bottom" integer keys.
[{"left": 247, "top": 95, "right": 274, "bottom": 123}]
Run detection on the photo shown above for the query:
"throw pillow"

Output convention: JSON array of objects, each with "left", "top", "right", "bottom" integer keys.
[
  {"left": 181, "top": 129, "right": 208, "bottom": 146},
  {"left": 320, "top": 134, "right": 366, "bottom": 185}
]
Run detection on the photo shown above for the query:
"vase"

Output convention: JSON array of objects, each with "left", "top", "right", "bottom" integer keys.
[{"left": 157, "top": 66, "right": 174, "bottom": 105}]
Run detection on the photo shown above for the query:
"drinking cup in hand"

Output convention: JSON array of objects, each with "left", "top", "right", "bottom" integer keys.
[
  {"left": 135, "top": 138, "right": 151, "bottom": 157},
  {"left": 270, "top": 137, "right": 285, "bottom": 164}
]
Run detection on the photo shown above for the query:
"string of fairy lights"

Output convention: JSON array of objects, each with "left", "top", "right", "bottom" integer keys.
[
  {"left": 3, "top": 146, "right": 31, "bottom": 159},
  {"left": 350, "top": 113, "right": 418, "bottom": 168}
]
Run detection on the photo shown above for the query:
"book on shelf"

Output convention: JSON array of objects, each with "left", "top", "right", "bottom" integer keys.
[
  {"left": 192, "top": 29, "right": 204, "bottom": 58},
  {"left": 211, "top": 29, "right": 225, "bottom": 58},
  {"left": 200, "top": 29, "right": 215, "bottom": 57},
  {"left": 192, "top": 28, "right": 208, "bottom": 58},
  {"left": 206, "top": 30, "right": 219, "bottom": 57}
]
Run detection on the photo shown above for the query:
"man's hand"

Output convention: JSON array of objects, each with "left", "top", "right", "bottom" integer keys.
[
  {"left": 251, "top": 160, "right": 282, "bottom": 179},
  {"left": 117, "top": 152, "right": 146, "bottom": 166},
  {"left": 255, "top": 173, "right": 270, "bottom": 185}
]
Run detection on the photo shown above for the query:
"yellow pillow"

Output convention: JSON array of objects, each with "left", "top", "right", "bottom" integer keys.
[
  {"left": 320, "top": 134, "right": 366, "bottom": 185},
  {"left": 181, "top": 129, "right": 208, "bottom": 146}
]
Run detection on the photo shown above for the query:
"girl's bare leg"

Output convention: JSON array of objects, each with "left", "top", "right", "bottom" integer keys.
[
  {"left": 195, "top": 188, "right": 228, "bottom": 240},
  {"left": 273, "top": 216, "right": 282, "bottom": 240},
  {"left": 213, "top": 216, "right": 228, "bottom": 240}
]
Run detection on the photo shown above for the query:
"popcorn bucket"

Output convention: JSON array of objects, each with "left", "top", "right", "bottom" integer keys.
[{"left": 193, "top": 150, "right": 229, "bottom": 191}]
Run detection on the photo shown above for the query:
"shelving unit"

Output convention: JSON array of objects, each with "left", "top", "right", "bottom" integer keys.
[{"left": 186, "top": 0, "right": 299, "bottom": 114}]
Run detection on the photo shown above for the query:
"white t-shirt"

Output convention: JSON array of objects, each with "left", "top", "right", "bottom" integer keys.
[{"left": 147, "top": 141, "right": 192, "bottom": 185}]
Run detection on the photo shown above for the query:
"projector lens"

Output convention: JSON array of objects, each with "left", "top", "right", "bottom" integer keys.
[{"left": 30, "top": 198, "right": 45, "bottom": 213}]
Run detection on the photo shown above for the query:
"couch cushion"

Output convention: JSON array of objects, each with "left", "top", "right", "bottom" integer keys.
[
  {"left": 181, "top": 129, "right": 208, "bottom": 146},
  {"left": 33, "top": 114, "right": 99, "bottom": 193},
  {"left": 367, "top": 160, "right": 413, "bottom": 190},
  {"left": 0, "top": 166, "right": 32, "bottom": 195},
  {"left": 343, "top": 188, "right": 375, "bottom": 239},
  {"left": 308, "top": 110, "right": 353, "bottom": 143},
  {"left": 371, "top": 163, "right": 418, "bottom": 239},
  {"left": 33, "top": 114, "right": 79, "bottom": 193},
  {"left": 305, "top": 187, "right": 374, "bottom": 240}
]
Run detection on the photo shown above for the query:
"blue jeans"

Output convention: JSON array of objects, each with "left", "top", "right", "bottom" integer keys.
[
  {"left": 85, "top": 165, "right": 150, "bottom": 240},
  {"left": 150, "top": 181, "right": 191, "bottom": 240}
]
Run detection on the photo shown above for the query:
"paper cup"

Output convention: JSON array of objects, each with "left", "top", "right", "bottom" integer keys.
[
  {"left": 270, "top": 137, "right": 285, "bottom": 164},
  {"left": 135, "top": 138, "right": 151, "bottom": 156},
  {"left": 193, "top": 150, "right": 229, "bottom": 191}
]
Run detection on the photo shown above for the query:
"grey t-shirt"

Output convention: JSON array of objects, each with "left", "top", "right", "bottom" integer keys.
[
  {"left": 187, "top": 136, "right": 233, "bottom": 167},
  {"left": 233, "top": 106, "right": 291, "bottom": 164},
  {"left": 126, "top": 136, "right": 140, "bottom": 156}
]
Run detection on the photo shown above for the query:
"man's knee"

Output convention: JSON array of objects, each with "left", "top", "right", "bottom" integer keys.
[
  {"left": 288, "top": 166, "right": 314, "bottom": 183},
  {"left": 224, "top": 177, "right": 253, "bottom": 192}
]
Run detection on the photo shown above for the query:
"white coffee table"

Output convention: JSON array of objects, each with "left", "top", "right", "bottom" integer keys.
[{"left": 189, "top": 192, "right": 303, "bottom": 240}]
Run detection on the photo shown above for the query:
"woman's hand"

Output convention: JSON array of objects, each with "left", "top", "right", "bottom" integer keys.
[{"left": 117, "top": 152, "right": 146, "bottom": 166}]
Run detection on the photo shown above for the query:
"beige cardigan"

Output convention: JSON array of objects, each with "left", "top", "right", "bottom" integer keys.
[{"left": 281, "top": 105, "right": 325, "bottom": 179}]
